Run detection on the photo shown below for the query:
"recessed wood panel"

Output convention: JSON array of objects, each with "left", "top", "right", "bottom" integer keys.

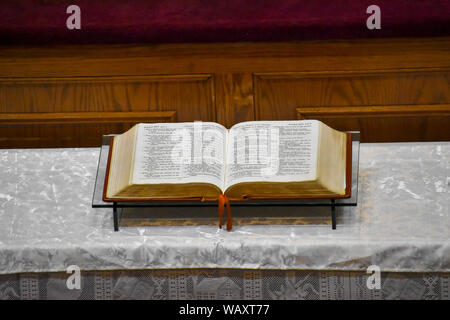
[
  {"left": 0, "top": 75, "right": 214, "bottom": 147},
  {"left": 254, "top": 69, "right": 450, "bottom": 142},
  {"left": 0, "top": 111, "right": 176, "bottom": 148},
  {"left": 0, "top": 75, "right": 214, "bottom": 120},
  {"left": 297, "top": 105, "right": 450, "bottom": 142}
]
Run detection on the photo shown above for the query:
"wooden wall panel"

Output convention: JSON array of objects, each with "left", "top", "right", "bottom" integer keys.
[
  {"left": 0, "top": 75, "right": 214, "bottom": 147},
  {"left": 0, "top": 37, "right": 449, "bottom": 147},
  {"left": 254, "top": 69, "right": 450, "bottom": 142},
  {"left": 1, "top": 38, "right": 449, "bottom": 77},
  {"left": 0, "top": 111, "right": 176, "bottom": 148},
  {"left": 296, "top": 105, "right": 450, "bottom": 142}
]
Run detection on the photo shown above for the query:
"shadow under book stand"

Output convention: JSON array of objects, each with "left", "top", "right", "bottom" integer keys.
[{"left": 92, "top": 132, "right": 360, "bottom": 231}]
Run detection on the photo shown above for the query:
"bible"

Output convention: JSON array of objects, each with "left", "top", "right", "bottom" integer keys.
[{"left": 103, "top": 120, "right": 351, "bottom": 204}]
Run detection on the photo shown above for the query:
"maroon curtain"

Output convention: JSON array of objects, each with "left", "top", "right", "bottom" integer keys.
[{"left": 0, "top": 0, "right": 449, "bottom": 45}]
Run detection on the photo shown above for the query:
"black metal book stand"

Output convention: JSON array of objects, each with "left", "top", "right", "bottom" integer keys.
[{"left": 92, "top": 132, "right": 360, "bottom": 231}]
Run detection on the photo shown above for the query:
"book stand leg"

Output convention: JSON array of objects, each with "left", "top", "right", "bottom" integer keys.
[
  {"left": 331, "top": 200, "right": 336, "bottom": 230},
  {"left": 113, "top": 203, "right": 122, "bottom": 232}
]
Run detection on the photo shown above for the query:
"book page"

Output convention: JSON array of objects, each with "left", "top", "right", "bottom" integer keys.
[
  {"left": 132, "top": 122, "right": 227, "bottom": 190},
  {"left": 225, "top": 120, "right": 319, "bottom": 189}
]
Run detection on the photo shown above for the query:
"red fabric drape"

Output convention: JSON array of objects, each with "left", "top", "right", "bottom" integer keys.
[{"left": 0, "top": 0, "right": 449, "bottom": 45}]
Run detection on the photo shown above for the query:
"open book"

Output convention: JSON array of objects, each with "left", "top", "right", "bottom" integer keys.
[{"left": 103, "top": 120, "right": 351, "bottom": 202}]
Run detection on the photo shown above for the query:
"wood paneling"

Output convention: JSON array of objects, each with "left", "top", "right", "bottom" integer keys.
[
  {"left": 0, "top": 75, "right": 214, "bottom": 119},
  {"left": 296, "top": 105, "right": 450, "bottom": 119},
  {"left": 297, "top": 105, "right": 450, "bottom": 142},
  {"left": 0, "top": 111, "right": 176, "bottom": 148},
  {"left": 0, "top": 37, "right": 449, "bottom": 146},
  {"left": 1, "top": 38, "right": 449, "bottom": 76},
  {"left": 0, "top": 111, "right": 176, "bottom": 124},
  {"left": 0, "top": 124, "right": 135, "bottom": 148},
  {"left": 255, "top": 69, "right": 450, "bottom": 142},
  {"left": 0, "top": 75, "right": 213, "bottom": 147},
  {"left": 215, "top": 73, "right": 254, "bottom": 128}
]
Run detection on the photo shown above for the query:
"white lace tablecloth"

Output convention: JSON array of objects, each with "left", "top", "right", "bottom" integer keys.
[{"left": 0, "top": 142, "right": 449, "bottom": 275}]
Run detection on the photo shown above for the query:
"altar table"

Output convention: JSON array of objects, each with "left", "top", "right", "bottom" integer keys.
[{"left": 0, "top": 142, "right": 448, "bottom": 299}]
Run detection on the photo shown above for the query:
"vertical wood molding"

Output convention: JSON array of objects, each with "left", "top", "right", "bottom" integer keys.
[{"left": 215, "top": 73, "right": 254, "bottom": 128}]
